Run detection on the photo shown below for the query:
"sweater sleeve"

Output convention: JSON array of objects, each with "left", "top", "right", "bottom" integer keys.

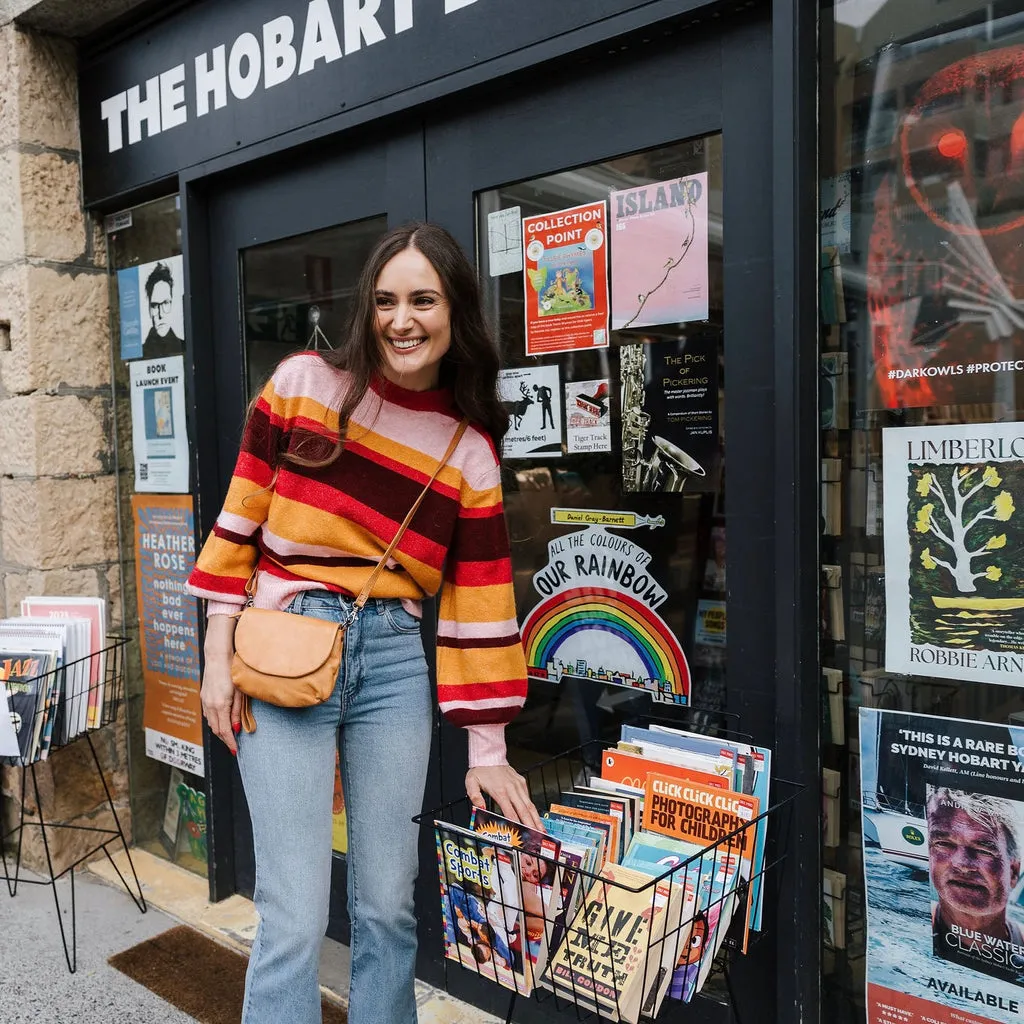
[
  {"left": 436, "top": 458, "right": 528, "bottom": 765},
  {"left": 185, "top": 378, "right": 284, "bottom": 608}
]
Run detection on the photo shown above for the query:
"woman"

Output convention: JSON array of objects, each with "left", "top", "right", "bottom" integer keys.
[{"left": 186, "top": 223, "right": 542, "bottom": 1024}]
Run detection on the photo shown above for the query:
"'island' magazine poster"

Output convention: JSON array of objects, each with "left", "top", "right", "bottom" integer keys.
[
  {"left": 861, "top": 708, "right": 1024, "bottom": 1024},
  {"left": 882, "top": 422, "right": 1024, "bottom": 686}
]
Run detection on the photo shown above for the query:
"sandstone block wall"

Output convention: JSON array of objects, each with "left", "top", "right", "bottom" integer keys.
[{"left": 0, "top": 22, "right": 130, "bottom": 870}]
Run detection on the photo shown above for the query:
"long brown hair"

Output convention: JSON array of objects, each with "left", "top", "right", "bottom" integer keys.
[{"left": 283, "top": 222, "right": 508, "bottom": 469}]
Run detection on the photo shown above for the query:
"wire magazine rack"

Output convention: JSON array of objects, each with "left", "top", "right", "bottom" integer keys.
[
  {"left": 0, "top": 637, "right": 147, "bottom": 971},
  {"left": 416, "top": 741, "right": 807, "bottom": 1024}
]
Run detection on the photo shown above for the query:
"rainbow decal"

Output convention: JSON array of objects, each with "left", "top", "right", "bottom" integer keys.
[{"left": 522, "top": 586, "right": 690, "bottom": 705}]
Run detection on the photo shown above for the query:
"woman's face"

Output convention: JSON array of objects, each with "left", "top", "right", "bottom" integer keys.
[
  {"left": 520, "top": 854, "right": 543, "bottom": 885},
  {"left": 374, "top": 246, "right": 452, "bottom": 391}
]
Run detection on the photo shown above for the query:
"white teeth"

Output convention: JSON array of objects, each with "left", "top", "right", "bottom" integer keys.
[{"left": 390, "top": 337, "right": 426, "bottom": 351}]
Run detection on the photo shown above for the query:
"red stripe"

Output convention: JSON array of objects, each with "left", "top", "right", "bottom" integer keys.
[
  {"left": 456, "top": 501, "right": 503, "bottom": 519},
  {"left": 234, "top": 450, "right": 274, "bottom": 486},
  {"left": 345, "top": 438, "right": 462, "bottom": 504},
  {"left": 213, "top": 524, "right": 257, "bottom": 545},
  {"left": 446, "top": 559, "right": 513, "bottom": 587},
  {"left": 436, "top": 633, "right": 521, "bottom": 650},
  {"left": 438, "top": 679, "right": 527, "bottom": 703},
  {"left": 188, "top": 567, "right": 247, "bottom": 597},
  {"left": 443, "top": 707, "right": 523, "bottom": 728}
]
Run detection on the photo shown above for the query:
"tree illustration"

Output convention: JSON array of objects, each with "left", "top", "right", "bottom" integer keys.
[{"left": 915, "top": 465, "right": 1015, "bottom": 593}]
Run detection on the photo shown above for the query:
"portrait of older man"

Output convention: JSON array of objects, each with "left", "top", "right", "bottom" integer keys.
[{"left": 929, "top": 786, "right": 1024, "bottom": 982}]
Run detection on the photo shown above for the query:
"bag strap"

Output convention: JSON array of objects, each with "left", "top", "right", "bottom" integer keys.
[{"left": 351, "top": 418, "right": 469, "bottom": 612}]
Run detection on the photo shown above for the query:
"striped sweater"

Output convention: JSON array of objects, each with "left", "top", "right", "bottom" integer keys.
[{"left": 186, "top": 352, "right": 527, "bottom": 767}]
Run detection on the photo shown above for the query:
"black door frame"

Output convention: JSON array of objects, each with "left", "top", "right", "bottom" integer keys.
[{"left": 174, "top": 1, "right": 821, "bottom": 1020}]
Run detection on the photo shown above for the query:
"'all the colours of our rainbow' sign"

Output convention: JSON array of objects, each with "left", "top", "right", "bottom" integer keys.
[{"left": 520, "top": 509, "right": 690, "bottom": 704}]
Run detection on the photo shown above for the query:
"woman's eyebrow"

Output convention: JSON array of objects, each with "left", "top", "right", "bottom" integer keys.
[{"left": 374, "top": 288, "right": 441, "bottom": 298}]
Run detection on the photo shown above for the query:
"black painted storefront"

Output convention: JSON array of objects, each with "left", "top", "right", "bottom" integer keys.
[{"left": 80, "top": 2, "right": 819, "bottom": 1021}]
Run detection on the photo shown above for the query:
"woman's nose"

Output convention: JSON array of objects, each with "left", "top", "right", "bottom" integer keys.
[{"left": 391, "top": 303, "right": 413, "bottom": 330}]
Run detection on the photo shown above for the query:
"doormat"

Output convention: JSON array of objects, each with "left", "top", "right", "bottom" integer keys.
[{"left": 108, "top": 924, "right": 347, "bottom": 1024}]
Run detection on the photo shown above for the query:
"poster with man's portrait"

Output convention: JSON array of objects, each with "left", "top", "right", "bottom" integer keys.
[
  {"left": 118, "top": 254, "right": 185, "bottom": 361},
  {"left": 860, "top": 708, "right": 1024, "bottom": 1024}
]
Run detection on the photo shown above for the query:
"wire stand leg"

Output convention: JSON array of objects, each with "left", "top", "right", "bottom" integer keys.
[
  {"left": 505, "top": 993, "right": 517, "bottom": 1024},
  {"left": 30, "top": 762, "right": 78, "bottom": 973},
  {"left": 85, "top": 732, "right": 146, "bottom": 914},
  {"left": 1, "top": 767, "right": 29, "bottom": 897},
  {"left": 724, "top": 964, "right": 744, "bottom": 1024}
]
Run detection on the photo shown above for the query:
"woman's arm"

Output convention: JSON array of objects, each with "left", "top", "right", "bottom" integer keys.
[{"left": 200, "top": 613, "right": 241, "bottom": 754}]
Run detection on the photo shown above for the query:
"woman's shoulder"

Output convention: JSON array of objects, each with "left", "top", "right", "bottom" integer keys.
[
  {"left": 267, "top": 352, "right": 350, "bottom": 406},
  {"left": 456, "top": 422, "right": 502, "bottom": 491}
]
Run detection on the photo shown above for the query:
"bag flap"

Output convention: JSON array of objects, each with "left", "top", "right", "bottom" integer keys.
[{"left": 234, "top": 608, "right": 340, "bottom": 678}]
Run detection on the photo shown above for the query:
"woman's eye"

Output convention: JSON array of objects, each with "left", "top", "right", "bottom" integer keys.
[{"left": 375, "top": 296, "right": 394, "bottom": 308}]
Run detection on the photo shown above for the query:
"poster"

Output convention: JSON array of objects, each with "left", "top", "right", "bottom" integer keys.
[
  {"left": 499, "top": 365, "right": 563, "bottom": 458},
  {"left": 133, "top": 494, "right": 204, "bottom": 777},
  {"left": 820, "top": 172, "right": 852, "bottom": 254},
  {"left": 487, "top": 206, "right": 523, "bottom": 277},
  {"left": 861, "top": 708, "right": 1024, "bottom": 1024},
  {"left": 865, "top": 46, "right": 1024, "bottom": 410},
  {"left": 564, "top": 378, "right": 612, "bottom": 454},
  {"left": 520, "top": 508, "right": 690, "bottom": 706},
  {"left": 620, "top": 337, "right": 719, "bottom": 493},
  {"left": 129, "top": 355, "right": 190, "bottom": 493},
  {"left": 118, "top": 253, "right": 185, "bottom": 361},
  {"left": 883, "top": 423, "right": 1024, "bottom": 685},
  {"left": 522, "top": 201, "right": 609, "bottom": 356},
  {"left": 610, "top": 173, "right": 709, "bottom": 330}
]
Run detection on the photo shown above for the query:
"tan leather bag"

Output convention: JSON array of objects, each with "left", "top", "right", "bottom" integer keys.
[{"left": 230, "top": 419, "right": 469, "bottom": 732}]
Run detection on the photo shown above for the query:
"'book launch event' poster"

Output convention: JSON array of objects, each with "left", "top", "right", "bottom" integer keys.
[
  {"left": 883, "top": 422, "right": 1024, "bottom": 686},
  {"left": 861, "top": 709, "right": 1024, "bottom": 1024}
]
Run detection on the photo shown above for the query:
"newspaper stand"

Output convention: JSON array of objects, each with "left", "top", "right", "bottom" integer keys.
[
  {"left": 0, "top": 637, "right": 146, "bottom": 972},
  {"left": 417, "top": 739, "right": 806, "bottom": 1024}
]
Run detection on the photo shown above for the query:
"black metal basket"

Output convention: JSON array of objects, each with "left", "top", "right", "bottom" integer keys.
[{"left": 415, "top": 740, "right": 806, "bottom": 1023}]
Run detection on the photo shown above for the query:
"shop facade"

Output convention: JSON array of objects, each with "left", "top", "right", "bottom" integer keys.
[{"left": 9, "top": 0, "right": 1023, "bottom": 1021}]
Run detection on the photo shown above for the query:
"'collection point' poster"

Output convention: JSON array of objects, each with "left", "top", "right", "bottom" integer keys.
[
  {"left": 883, "top": 422, "right": 1024, "bottom": 685},
  {"left": 522, "top": 202, "right": 609, "bottom": 357},
  {"left": 861, "top": 709, "right": 1024, "bottom": 1024}
]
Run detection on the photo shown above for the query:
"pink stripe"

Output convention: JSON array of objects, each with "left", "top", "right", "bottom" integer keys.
[
  {"left": 217, "top": 509, "right": 263, "bottom": 536},
  {"left": 437, "top": 617, "right": 520, "bottom": 639},
  {"left": 259, "top": 526, "right": 363, "bottom": 561},
  {"left": 439, "top": 696, "right": 524, "bottom": 712}
]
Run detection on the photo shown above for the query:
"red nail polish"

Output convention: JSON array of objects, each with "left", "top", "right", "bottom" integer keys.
[
  {"left": 230, "top": 748, "right": 237, "bottom": 756},
  {"left": 232, "top": 722, "right": 242, "bottom": 734}
]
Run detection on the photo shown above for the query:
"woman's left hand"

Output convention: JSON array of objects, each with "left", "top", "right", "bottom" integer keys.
[{"left": 466, "top": 765, "right": 544, "bottom": 832}]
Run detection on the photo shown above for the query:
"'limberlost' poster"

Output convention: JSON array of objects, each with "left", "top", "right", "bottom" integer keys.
[
  {"left": 883, "top": 423, "right": 1024, "bottom": 685},
  {"left": 610, "top": 174, "right": 709, "bottom": 330},
  {"left": 861, "top": 708, "right": 1024, "bottom": 1024},
  {"left": 522, "top": 202, "right": 609, "bottom": 356},
  {"left": 133, "top": 494, "right": 204, "bottom": 777}
]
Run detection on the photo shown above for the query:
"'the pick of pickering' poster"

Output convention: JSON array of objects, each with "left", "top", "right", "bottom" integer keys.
[{"left": 861, "top": 709, "right": 1024, "bottom": 1024}]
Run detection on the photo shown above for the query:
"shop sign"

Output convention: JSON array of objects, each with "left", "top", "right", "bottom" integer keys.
[
  {"left": 132, "top": 495, "right": 204, "bottom": 777},
  {"left": 861, "top": 708, "right": 1024, "bottom": 1024},
  {"left": 79, "top": 0, "right": 661, "bottom": 202},
  {"left": 520, "top": 508, "right": 690, "bottom": 706},
  {"left": 883, "top": 422, "right": 1024, "bottom": 686}
]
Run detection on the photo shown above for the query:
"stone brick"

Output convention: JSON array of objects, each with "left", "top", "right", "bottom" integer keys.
[
  {"left": 20, "top": 149, "right": 85, "bottom": 262},
  {"left": 12, "top": 28, "right": 78, "bottom": 153},
  {"left": 0, "top": 392, "right": 108, "bottom": 476},
  {"left": 0, "top": 147, "right": 24, "bottom": 264},
  {"left": 105, "top": 562, "right": 125, "bottom": 633},
  {"left": 0, "top": 25, "right": 16, "bottom": 149},
  {"left": 1, "top": 566, "right": 102, "bottom": 617},
  {"left": 0, "top": 476, "right": 118, "bottom": 569},
  {"left": 0, "top": 265, "right": 109, "bottom": 393}
]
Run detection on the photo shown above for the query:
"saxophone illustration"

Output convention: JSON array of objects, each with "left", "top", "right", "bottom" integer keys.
[{"left": 620, "top": 343, "right": 651, "bottom": 492}]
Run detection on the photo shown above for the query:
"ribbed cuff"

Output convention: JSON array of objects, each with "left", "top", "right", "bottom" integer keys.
[
  {"left": 466, "top": 724, "right": 508, "bottom": 768},
  {"left": 207, "top": 600, "right": 244, "bottom": 618}
]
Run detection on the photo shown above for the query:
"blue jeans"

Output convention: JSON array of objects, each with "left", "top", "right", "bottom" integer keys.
[{"left": 237, "top": 591, "right": 433, "bottom": 1024}]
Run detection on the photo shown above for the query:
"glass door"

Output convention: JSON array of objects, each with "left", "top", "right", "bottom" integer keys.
[
  {"left": 425, "top": 13, "right": 778, "bottom": 1021},
  {"left": 198, "top": 129, "right": 429, "bottom": 947}
]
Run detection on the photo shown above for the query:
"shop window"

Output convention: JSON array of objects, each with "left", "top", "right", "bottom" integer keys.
[
  {"left": 107, "top": 196, "right": 209, "bottom": 874},
  {"left": 820, "top": 3, "right": 1024, "bottom": 1021},
  {"left": 476, "top": 135, "right": 725, "bottom": 769}
]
